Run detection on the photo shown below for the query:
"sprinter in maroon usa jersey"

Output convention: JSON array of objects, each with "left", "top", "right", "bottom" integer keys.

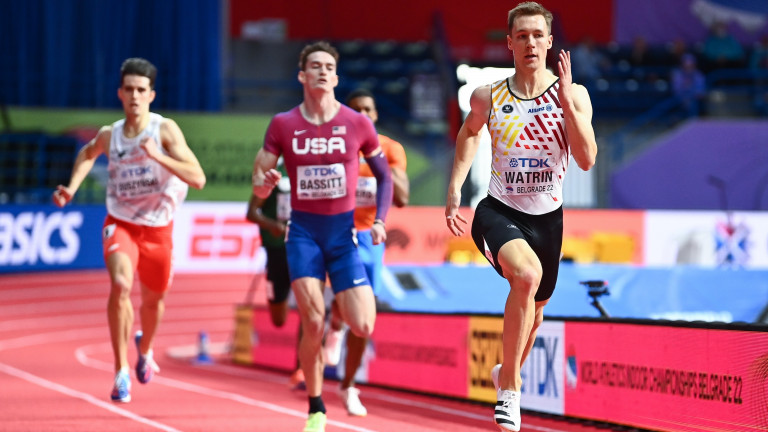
[{"left": 251, "top": 41, "right": 392, "bottom": 432}]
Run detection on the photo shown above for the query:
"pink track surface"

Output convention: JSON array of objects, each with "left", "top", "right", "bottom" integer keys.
[{"left": 0, "top": 271, "right": 615, "bottom": 432}]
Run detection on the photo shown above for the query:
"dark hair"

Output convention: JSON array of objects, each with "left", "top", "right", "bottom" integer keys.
[
  {"left": 120, "top": 58, "right": 157, "bottom": 89},
  {"left": 298, "top": 41, "right": 340, "bottom": 70},
  {"left": 507, "top": 1, "right": 553, "bottom": 34},
  {"left": 346, "top": 88, "right": 375, "bottom": 105}
]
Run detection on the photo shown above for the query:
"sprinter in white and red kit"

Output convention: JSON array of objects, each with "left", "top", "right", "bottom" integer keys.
[{"left": 53, "top": 57, "right": 206, "bottom": 404}]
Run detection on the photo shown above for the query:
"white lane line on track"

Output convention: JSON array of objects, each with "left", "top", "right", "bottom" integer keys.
[
  {"left": 0, "top": 327, "right": 105, "bottom": 351},
  {"left": 161, "top": 345, "right": 568, "bottom": 432},
  {"left": 75, "top": 344, "right": 379, "bottom": 432},
  {"left": 0, "top": 314, "right": 105, "bottom": 332},
  {"left": 0, "top": 362, "right": 182, "bottom": 432},
  {"left": 0, "top": 328, "right": 377, "bottom": 432}
]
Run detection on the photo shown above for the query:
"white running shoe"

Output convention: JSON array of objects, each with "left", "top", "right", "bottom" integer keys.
[
  {"left": 494, "top": 389, "right": 521, "bottom": 431},
  {"left": 110, "top": 370, "right": 131, "bottom": 403},
  {"left": 322, "top": 327, "right": 345, "bottom": 366},
  {"left": 491, "top": 363, "right": 501, "bottom": 389},
  {"left": 338, "top": 386, "right": 367, "bottom": 416}
]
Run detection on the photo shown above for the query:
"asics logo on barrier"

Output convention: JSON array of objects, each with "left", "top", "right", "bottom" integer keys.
[{"left": 0, "top": 211, "right": 83, "bottom": 266}]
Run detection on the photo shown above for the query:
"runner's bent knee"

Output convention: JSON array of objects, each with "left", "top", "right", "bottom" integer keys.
[{"left": 347, "top": 319, "right": 374, "bottom": 339}]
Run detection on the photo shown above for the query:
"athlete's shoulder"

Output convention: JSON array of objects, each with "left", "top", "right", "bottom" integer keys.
[
  {"left": 470, "top": 83, "right": 494, "bottom": 111},
  {"left": 149, "top": 112, "right": 165, "bottom": 121},
  {"left": 95, "top": 124, "right": 114, "bottom": 144},
  {"left": 379, "top": 134, "right": 407, "bottom": 167},
  {"left": 111, "top": 117, "right": 126, "bottom": 129},
  {"left": 266, "top": 107, "right": 303, "bottom": 140},
  {"left": 379, "top": 134, "right": 402, "bottom": 152},
  {"left": 337, "top": 106, "right": 377, "bottom": 139},
  {"left": 337, "top": 104, "right": 368, "bottom": 123},
  {"left": 473, "top": 82, "right": 495, "bottom": 98},
  {"left": 271, "top": 106, "right": 302, "bottom": 123},
  {"left": 155, "top": 114, "right": 179, "bottom": 132}
]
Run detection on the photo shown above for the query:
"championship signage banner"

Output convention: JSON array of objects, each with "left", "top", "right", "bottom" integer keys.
[
  {"left": 564, "top": 322, "right": 768, "bottom": 431},
  {"left": 172, "top": 202, "right": 266, "bottom": 273},
  {"left": 0, "top": 205, "right": 106, "bottom": 273}
]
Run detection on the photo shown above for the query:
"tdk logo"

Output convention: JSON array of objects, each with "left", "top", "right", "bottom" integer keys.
[
  {"left": 521, "top": 335, "right": 559, "bottom": 397},
  {"left": 122, "top": 166, "right": 152, "bottom": 178},
  {"left": 509, "top": 158, "right": 550, "bottom": 168},
  {"left": 527, "top": 104, "right": 552, "bottom": 113},
  {"left": 303, "top": 166, "right": 339, "bottom": 176},
  {"left": 292, "top": 137, "right": 346, "bottom": 155},
  {"left": 502, "top": 104, "right": 513, "bottom": 113}
]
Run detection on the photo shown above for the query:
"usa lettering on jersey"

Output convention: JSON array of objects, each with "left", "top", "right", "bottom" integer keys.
[{"left": 292, "top": 137, "right": 346, "bottom": 155}]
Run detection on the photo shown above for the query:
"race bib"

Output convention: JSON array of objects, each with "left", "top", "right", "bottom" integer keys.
[
  {"left": 501, "top": 169, "right": 556, "bottom": 196},
  {"left": 355, "top": 176, "right": 377, "bottom": 207},
  {"left": 296, "top": 163, "right": 347, "bottom": 200},
  {"left": 115, "top": 163, "right": 161, "bottom": 199}
]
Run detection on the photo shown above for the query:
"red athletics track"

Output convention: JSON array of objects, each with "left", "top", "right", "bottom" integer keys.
[{"left": 0, "top": 271, "right": 617, "bottom": 432}]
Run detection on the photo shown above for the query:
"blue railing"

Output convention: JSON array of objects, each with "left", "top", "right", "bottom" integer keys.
[{"left": 0, "top": 133, "right": 102, "bottom": 205}]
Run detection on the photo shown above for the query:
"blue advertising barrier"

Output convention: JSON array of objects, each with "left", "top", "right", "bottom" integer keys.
[
  {"left": 378, "top": 262, "right": 768, "bottom": 323},
  {"left": 0, "top": 205, "right": 107, "bottom": 273}
]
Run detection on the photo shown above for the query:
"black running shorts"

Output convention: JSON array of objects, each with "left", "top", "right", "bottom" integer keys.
[
  {"left": 265, "top": 246, "right": 291, "bottom": 304},
  {"left": 470, "top": 196, "right": 563, "bottom": 302}
]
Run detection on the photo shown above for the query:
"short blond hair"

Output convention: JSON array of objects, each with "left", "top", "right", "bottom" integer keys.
[{"left": 507, "top": 2, "right": 553, "bottom": 34}]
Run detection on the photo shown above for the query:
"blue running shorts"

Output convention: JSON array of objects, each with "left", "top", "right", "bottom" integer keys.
[
  {"left": 285, "top": 210, "right": 370, "bottom": 294},
  {"left": 356, "top": 229, "right": 384, "bottom": 296}
]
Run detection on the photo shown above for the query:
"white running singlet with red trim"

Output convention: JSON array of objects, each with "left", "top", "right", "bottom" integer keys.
[
  {"left": 106, "top": 113, "right": 188, "bottom": 226},
  {"left": 486, "top": 78, "right": 570, "bottom": 215},
  {"left": 263, "top": 105, "right": 379, "bottom": 215}
]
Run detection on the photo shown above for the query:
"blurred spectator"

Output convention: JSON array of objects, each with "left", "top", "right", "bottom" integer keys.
[
  {"left": 627, "top": 36, "right": 667, "bottom": 82},
  {"left": 570, "top": 36, "right": 610, "bottom": 87},
  {"left": 671, "top": 53, "right": 707, "bottom": 119},
  {"left": 749, "top": 34, "right": 768, "bottom": 115},
  {"left": 665, "top": 38, "right": 690, "bottom": 67},
  {"left": 702, "top": 21, "right": 745, "bottom": 72},
  {"left": 629, "top": 36, "right": 661, "bottom": 67},
  {"left": 749, "top": 34, "right": 768, "bottom": 70}
]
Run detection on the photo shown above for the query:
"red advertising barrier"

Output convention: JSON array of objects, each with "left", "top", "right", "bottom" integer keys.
[
  {"left": 233, "top": 306, "right": 768, "bottom": 431},
  {"left": 384, "top": 206, "right": 475, "bottom": 265},
  {"left": 238, "top": 308, "right": 471, "bottom": 398},
  {"left": 564, "top": 323, "right": 768, "bottom": 431},
  {"left": 367, "top": 313, "right": 469, "bottom": 398},
  {"left": 239, "top": 306, "right": 301, "bottom": 369}
]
